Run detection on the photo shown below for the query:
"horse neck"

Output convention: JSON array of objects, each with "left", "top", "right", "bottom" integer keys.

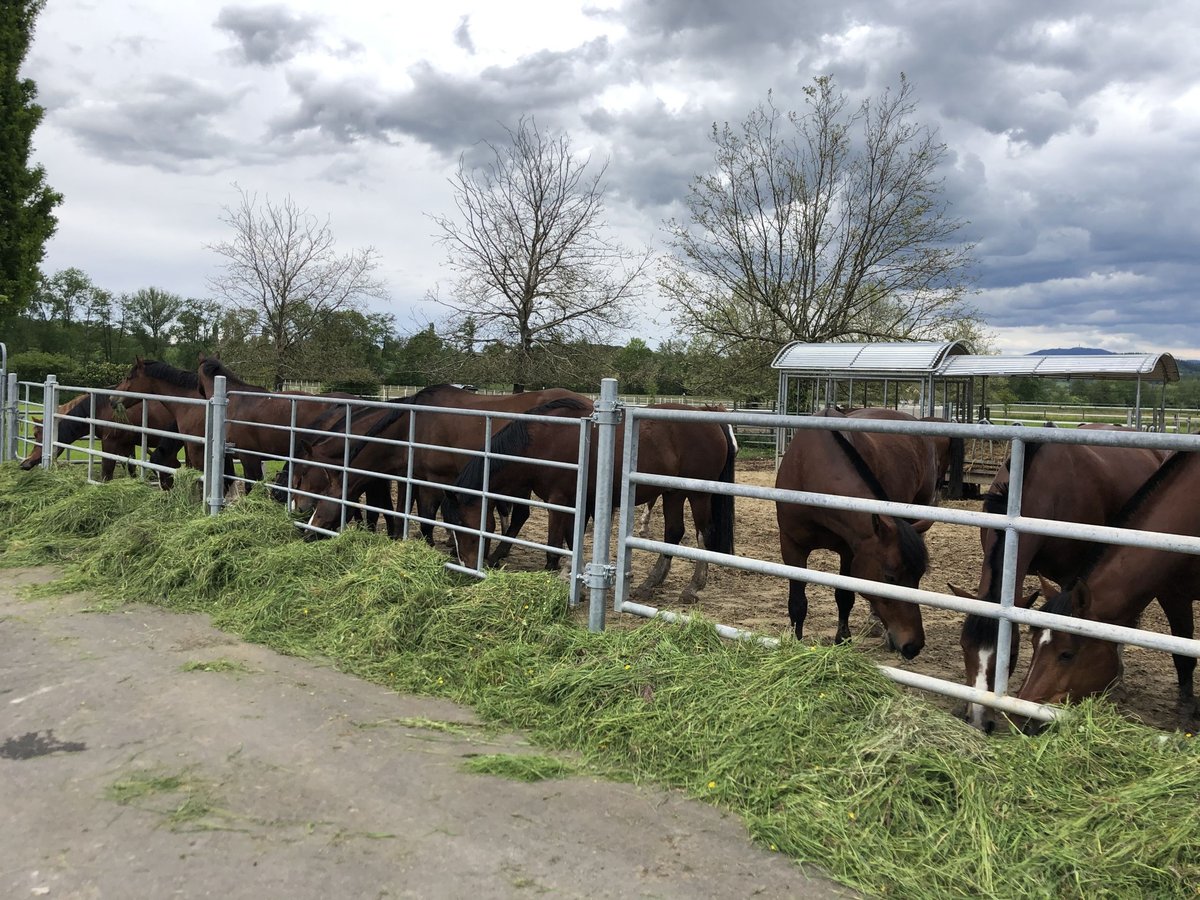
[{"left": 135, "top": 376, "right": 202, "bottom": 399}]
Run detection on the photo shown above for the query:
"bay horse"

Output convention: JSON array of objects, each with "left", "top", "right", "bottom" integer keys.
[
  {"left": 299, "top": 385, "right": 584, "bottom": 552},
  {"left": 949, "top": 426, "right": 1170, "bottom": 732},
  {"left": 195, "top": 357, "right": 359, "bottom": 493},
  {"left": 273, "top": 399, "right": 416, "bottom": 537},
  {"left": 112, "top": 358, "right": 216, "bottom": 474},
  {"left": 20, "top": 391, "right": 184, "bottom": 488},
  {"left": 1015, "top": 449, "right": 1200, "bottom": 733},
  {"left": 441, "top": 398, "right": 737, "bottom": 605},
  {"left": 775, "top": 408, "right": 944, "bottom": 659}
]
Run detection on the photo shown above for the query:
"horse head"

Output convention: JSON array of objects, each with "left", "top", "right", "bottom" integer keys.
[
  {"left": 852, "top": 513, "right": 931, "bottom": 659},
  {"left": 1013, "top": 579, "right": 1122, "bottom": 734}
]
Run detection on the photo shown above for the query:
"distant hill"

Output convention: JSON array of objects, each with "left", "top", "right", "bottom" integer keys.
[
  {"left": 1028, "top": 347, "right": 1114, "bottom": 356},
  {"left": 1029, "top": 346, "right": 1200, "bottom": 374}
]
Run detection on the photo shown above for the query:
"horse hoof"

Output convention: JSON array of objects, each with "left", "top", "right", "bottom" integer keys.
[
  {"left": 630, "top": 586, "right": 654, "bottom": 603},
  {"left": 678, "top": 590, "right": 699, "bottom": 606}
]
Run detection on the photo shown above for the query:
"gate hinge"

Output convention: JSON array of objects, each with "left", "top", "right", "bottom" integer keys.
[
  {"left": 580, "top": 562, "right": 616, "bottom": 591},
  {"left": 591, "top": 402, "right": 624, "bottom": 427}
]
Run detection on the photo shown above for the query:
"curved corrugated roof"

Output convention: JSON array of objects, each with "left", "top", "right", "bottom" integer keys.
[
  {"left": 770, "top": 340, "right": 972, "bottom": 374},
  {"left": 938, "top": 353, "right": 1179, "bottom": 383}
]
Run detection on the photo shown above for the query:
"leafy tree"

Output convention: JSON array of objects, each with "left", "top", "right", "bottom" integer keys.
[
  {"left": 122, "top": 287, "right": 183, "bottom": 359},
  {"left": 613, "top": 338, "right": 658, "bottom": 394},
  {"left": 661, "top": 76, "right": 978, "bottom": 372},
  {"left": 0, "top": 0, "right": 63, "bottom": 322},
  {"left": 430, "top": 116, "right": 651, "bottom": 390},
  {"left": 206, "top": 186, "right": 387, "bottom": 389},
  {"left": 169, "top": 298, "right": 222, "bottom": 367}
]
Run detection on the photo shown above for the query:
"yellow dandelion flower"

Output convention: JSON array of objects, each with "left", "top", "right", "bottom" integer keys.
[
  {"left": 707, "top": 780, "right": 717, "bottom": 790},
  {"left": 848, "top": 812, "right": 856, "bottom": 821}
]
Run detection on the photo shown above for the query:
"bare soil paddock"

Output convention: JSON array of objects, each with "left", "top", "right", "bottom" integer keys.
[{"left": 469, "top": 459, "right": 1186, "bottom": 733}]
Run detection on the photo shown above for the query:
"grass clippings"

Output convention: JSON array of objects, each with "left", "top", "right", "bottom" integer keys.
[
  {"left": 460, "top": 753, "right": 579, "bottom": 782},
  {"left": 106, "top": 769, "right": 225, "bottom": 831},
  {"left": 180, "top": 658, "right": 254, "bottom": 674},
  {"left": 3, "top": 463, "right": 1199, "bottom": 899}
]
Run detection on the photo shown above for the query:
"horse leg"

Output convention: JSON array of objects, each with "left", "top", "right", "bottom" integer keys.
[
  {"left": 637, "top": 499, "right": 656, "bottom": 538},
  {"left": 487, "top": 495, "right": 531, "bottom": 566},
  {"left": 679, "top": 493, "right": 714, "bottom": 605},
  {"left": 632, "top": 494, "right": 685, "bottom": 603},
  {"left": 1159, "top": 597, "right": 1198, "bottom": 727},
  {"left": 544, "top": 510, "right": 570, "bottom": 572},
  {"left": 365, "top": 479, "right": 393, "bottom": 534},
  {"left": 834, "top": 553, "right": 856, "bottom": 644},
  {"left": 780, "top": 533, "right": 810, "bottom": 641},
  {"left": 240, "top": 458, "right": 264, "bottom": 495}
]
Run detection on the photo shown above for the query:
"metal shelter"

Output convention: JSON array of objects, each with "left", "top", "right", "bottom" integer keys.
[
  {"left": 771, "top": 339, "right": 975, "bottom": 442},
  {"left": 939, "top": 353, "right": 1180, "bottom": 429}
]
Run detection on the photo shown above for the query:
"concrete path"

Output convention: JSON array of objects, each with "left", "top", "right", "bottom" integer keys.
[{"left": 0, "top": 568, "right": 852, "bottom": 899}]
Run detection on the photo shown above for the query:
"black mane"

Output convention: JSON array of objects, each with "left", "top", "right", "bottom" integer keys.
[
  {"left": 442, "top": 397, "right": 589, "bottom": 525},
  {"left": 199, "top": 357, "right": 262, "bottom": 391},
  {"left": 828, "top": 427, "right": 928, "bottom": 578},
  {"left": 1074, "top": 449, "right": 1186, "bottom": 580},
  {"left": 135, "top": 360, "right": 199, "bottom": 390}
]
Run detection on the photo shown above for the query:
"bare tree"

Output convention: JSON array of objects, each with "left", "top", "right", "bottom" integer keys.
[
  {"left": 661, "top": 76, "right": 979, "bottom": 370},
  {"left": 207, "top": 186, "right": 387, "bottom": 388},
  {"left": 430, "top": 117, "right": 651, "bottom": 389}
]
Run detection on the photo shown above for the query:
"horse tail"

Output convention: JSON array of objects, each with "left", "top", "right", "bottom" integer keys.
[{"left": 705, "top": 423, "right": 737, "bottom": 555}]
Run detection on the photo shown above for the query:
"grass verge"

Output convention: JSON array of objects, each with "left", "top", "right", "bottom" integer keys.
[{"left": 2, "top": 463, "right": 1197, "bottom": 898}]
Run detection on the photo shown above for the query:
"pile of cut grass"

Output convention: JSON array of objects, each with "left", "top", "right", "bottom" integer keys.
[{"left": 2, "top": 462, "right": 1198, "bottom": 898}]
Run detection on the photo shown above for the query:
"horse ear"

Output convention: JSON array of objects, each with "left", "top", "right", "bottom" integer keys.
[
  {"left": 947, "top": 582, "right": 976, "bottom": 599},
  {"left": 1037, "top": 575, "right": 1059, "bottom": 602},
  {"left": 197, "top": 351, "right": 207, "bottom": 364},
  {"left": 909, "top": 518, "right": 935, "bottom": 533},
  {"left": 871, "top": 514, "right": 894, "bottom": 538},
  {"left": 1071, "top": 580, "right": 1093, "bottom": 616},
  {"left": 1022, "top": 588, "right": 1041, "bottom": 608}
]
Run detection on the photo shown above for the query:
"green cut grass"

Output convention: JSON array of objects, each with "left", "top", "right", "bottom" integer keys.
[
  {"left": 3, "top": 462, "right": 1199, "bottom": 898},
  {"left": 460, "top": 753, "right": 579, "bottom": 782}
]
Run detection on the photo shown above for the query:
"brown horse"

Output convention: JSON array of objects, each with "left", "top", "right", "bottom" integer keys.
[
  {"left": 195, "top": 357, "right": 360, "bottom": 492},
  {"left": 300, "top": 385, "right": 585, "bottom": 551},
  {"left": 21, "top": 391, "right": 184, "bottom": 488},
  {"left": 112, "top": 358, "right": 214, "bottom": 474},
  {"left": 440, "top": 398, "right": 737, "bottom": 604},
  {"left": 775, "top": 408, "right": 943, "bottom": 659},
  {"left": 1015, "top": 449, "right": 1200, "bottom": 733},
  {"left": 949, "top": 426, "right": 1171, "bottom": 732}
]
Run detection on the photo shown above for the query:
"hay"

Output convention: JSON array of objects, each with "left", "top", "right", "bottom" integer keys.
[{"left": 2, "top": 461, "right": 1198, "bottom": 898}]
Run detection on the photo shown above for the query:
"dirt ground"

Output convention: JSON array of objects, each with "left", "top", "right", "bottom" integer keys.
[
  {"left": 480, "top": 459, "right": 1187, "bottom": 733},
  {"left": 0, "top": 567, "right": 847, "bottom": 900}
]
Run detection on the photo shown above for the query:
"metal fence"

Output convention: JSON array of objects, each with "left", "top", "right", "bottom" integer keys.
[{"left": 7, "top": 367, "right": 1200, "bottom": 729}]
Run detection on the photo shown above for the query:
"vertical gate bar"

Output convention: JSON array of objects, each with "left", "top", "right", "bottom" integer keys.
[
  {"left": 992, "top": 436, "right": 1026, "bottom": 697},
  {"left": 139, "top": 398, "right": 149, "bottom": 481},
  {"left": 286, "top": 398, "right": 298, "bottom": 511},
  {"left": 401, "top": 409, "right": 416, "bottom": 541},
  {"left": 207, "top": 375, "right": 227, "bottom": 516},
  {"left": 1134, "top": 377, "right": 1143, "bottom": 429},
  {"left": 568, "top": 415, "right": 592, "bottom": 609},
  {"left": 87, "top": 392, "right": 96, "bottom": 483},
  {"left": 613, "top": 403, "right": 640, "bottom": 616},
  {"left": 41, "top": 374, "right": 57, "bottom": 469},
  {"left": 339, "top": 402, "right": 351, "bottom": 530},
  {"left": 0, "top": 342, "right": 6, "bottom": 462},
  {"left": 476, "top": 414, "right": 492, "bottom": 573},
  {"left": 4, "top": 373, "right": 17, "bottom": 462},
  {"left": 588, "top": 378, "right": 619, "bottom": 631}
]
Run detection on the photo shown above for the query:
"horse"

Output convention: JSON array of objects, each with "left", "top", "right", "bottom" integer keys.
[
  {"left": 194, "top": 357, "right": 364, "bottom": 493},
  {"left": 299, "top": 385, "right": 584, "bottom": 552},
  {"left": 1014, "top": 449, "right": 1200, "bottom": 733},
  {"left": 441, "top": 398, "right": 737, "bottom": 605},
  {"left": 775, "top": 407, "right": 945, "bottom": 660},
  {"left": 21, "top": 391, "right": 185, "bottom": 488},
  {"left": 112, "top": 358, "right": 218, "bottom": 476},
  {"left": 948, "top": 426, "right": 1171, "bottom": 732}
]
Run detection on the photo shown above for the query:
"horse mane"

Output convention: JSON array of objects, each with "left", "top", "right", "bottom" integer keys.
[
  {"left": 199, "top": 357, "right": 262, "bottom": 391},
  {"left": 442, "top": 397, "right": 590, "bottom": 526},
  {"left": 828, "top": 428, "right": 928, "bottom": 578},
  {"left": 137, "top": 360, "right": 199, "bottom": 390},
  {"left": 1074, "top": 448, "right": 1187, "bottom": 580},
  {"left": 52, "top": 393, "right": 111, "bottom": 444}
]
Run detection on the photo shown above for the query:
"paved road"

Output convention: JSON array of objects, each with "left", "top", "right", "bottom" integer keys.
[{"left": 0, "top": 568, "right": 851, "bottom": 899}]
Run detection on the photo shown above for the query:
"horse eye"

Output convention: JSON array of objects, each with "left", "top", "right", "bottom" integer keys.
[{"left": 1058, "top": 650, "right": 1076, "bottom": 663}]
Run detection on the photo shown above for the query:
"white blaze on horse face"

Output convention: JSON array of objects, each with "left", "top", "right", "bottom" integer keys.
[
  {"left": 1036, "top": 628, "right": 1053, "bottom": 650},
  {"left": 968, "top": 647, "right": 994, "bottom": 730}
]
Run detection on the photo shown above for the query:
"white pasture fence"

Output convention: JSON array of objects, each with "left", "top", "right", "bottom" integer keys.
[{"left": 10, "top": 368, "right": 1200, "bottom": 731}]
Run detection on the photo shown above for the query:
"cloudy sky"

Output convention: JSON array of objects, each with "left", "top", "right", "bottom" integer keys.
[{"left": 23, "top": 0, "right": 1200, "bottom": 356}]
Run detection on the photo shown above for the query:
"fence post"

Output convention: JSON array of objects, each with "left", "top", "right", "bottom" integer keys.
[
  {"left": 41, "top": 374, "right": 57, "bottom": 469},
  {"left": 0, "top": 342, "right": 6, "bottom": 462},
  {"left": 585, "top": 378, "right": 621, "bottom": 632},
  {"left": 207, "top": 375, "right": 227, "bottom": 516},
  {"left": 3, "top": 373, "right": 15, "bottom": 463},
  {"left": 991, "top": 437, "right": 1025, "bottom": 699}
]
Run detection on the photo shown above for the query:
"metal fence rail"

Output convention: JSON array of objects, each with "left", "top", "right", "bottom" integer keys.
[{"left": 8, "top": 361, "right": 1200, "bottom": 729}]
